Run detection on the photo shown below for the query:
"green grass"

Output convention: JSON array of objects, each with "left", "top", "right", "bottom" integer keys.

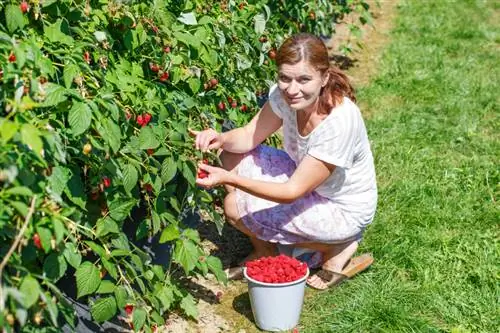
[{"left": 300, "top": 1, "right": 499, "bottom": 332}]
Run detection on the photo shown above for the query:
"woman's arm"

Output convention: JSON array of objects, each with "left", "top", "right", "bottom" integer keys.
[
  {"left": 197, "top": 155, "right": 335, "bottom": 204},
  {"left": 219, "top": 101, "right": 283, "bottom": 153}
]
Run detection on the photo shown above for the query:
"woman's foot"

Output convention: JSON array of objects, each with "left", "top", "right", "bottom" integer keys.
[{"left": 306, "top": 240, "right": 358, "bottom": 290}]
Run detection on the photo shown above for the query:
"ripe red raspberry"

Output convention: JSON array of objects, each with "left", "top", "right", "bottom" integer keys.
[
  {"left": 163, "top": 46, "right": 171, "bottom": 53},
  {"left": 102, "top": 177, "right": 111, "bottom": 188},
  {"left": 210, "top": 78, "right": 218, "bottom": 87},
  {"left": 20, "top": 1, "right": 29, "bottom": 13},
  {"left": 143, "top": 113, "right": 152, "bottom": 124},
  {"left": 33, "top": 233, "right": 42, "bottom": 249},
  {"left": 240, "top": 104, "right": 248, "bottom": 112},
  {"left": 83, "top": 51, "right": 91, "bottom": 64},
  {"left": 147, "top": 148, "right": 155, "bottom": 156},
  {"left": 231, "top": 101, "right": 237, "bottom": 108},
  {"left": 159, "top": 71, "right": 169, "bottom": 82},
  {"left": 136, "top": 115, "right": 144, "bottom": 126},
  {"left": 197, "top": 170, "right": 208, "bottom": 179},
  {"left": 149, "top": 62, "right": 160, "bottom": 72},
  {"left": 143, "top": 183, "right": 153, "bottom": 192},
  {"left": 8, "top": 52, "right": 16, "bottom": 63},
  {"left": 124, "top": 304, "right": 134, "bottom": 316},
  {"left": 217, "top": 102, "right": 226, "bottom": 111}
]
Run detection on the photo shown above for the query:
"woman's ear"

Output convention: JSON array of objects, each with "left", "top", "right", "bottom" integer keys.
[{"left": 322, "top": 72, "right": 330, "bottom": 87}]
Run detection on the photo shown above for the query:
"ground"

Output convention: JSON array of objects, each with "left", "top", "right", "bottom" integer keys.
[{"left": 160, "top": 2, "right": 398, "bottom": 332}]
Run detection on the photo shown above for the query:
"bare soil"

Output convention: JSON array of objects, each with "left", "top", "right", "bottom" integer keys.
[{"left": 160, "top": 2, "right": 398, "bottom": 332}]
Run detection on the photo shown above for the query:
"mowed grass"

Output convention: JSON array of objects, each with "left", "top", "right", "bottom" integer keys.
[{"left": 300, "top": 1, "right": 499, "bottom": 332}]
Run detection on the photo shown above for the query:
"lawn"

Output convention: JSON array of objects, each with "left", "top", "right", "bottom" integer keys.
[{"left": 299, "top": 1, "right": 499, "bottom": 332}]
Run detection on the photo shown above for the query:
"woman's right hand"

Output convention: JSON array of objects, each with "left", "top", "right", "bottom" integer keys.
[{"left": 188, "top": 128, "right": 223, "bottom": 152}]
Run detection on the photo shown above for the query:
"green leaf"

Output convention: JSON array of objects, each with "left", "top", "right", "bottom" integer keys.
[
  {"left": 161, "top": 157, "right": 177, "bottom": 184},
  {"left": 47, "top": 166, "right": 71, "bottom": 199},
  {"left": 151, "top": 211, "right": 161, "bottom": 235},
  {"left": 84, "top": 241, "right": 107, "bottom": 258},
  {"left": 178, "top": 12, "right": 198, "bottom": 25},
  {"left": 11, "top": 201, "right": 29, "bottom": 217},
  {"left": 21, "top": 123, "right": 43, "bottom": 157},
  {"left": 122, "top": 164, "right": 138, "bottom": 193},
  {"left": 173, "top": 31, "right": 200, "bottom": 48},
  {"left": 174, "top": 238, "right": 199, "bottom": 274},
  {"left": 96, "top": 217, "right": 120, "bottom": 237},
  {"left": 0, "top": 118, "right": 19, "bottom": 143},
  {"left": 63, "top": 63, "right": 80, "bottom": 88},
  {"left": 43, "top": 253, "right": 68, "bottom": 282},
  {"left": 180, "top": 294, "right": 198, "bottom": 319},
  {"left": 188, "top": 77, "right": 200, "bottom": 94},
  {"left": 206, "top": 256, "right": 227, "bottom": 284},
  {"left": 96, "top": 281, "right": 116, "bottom": 294},
  {"left": 108, "top": 198, "right": 137, "bottom": 222},
  {"left": 69, "top": 102, "right": 92, "bottom": 136},
  {"left": 159, "top": 224, "right": 180, "bottom": 243},
  {"left": 156, "top": 285, "right": 174, "bottom": 311},
  {"left": 103, "top": 119, "right": 121, "bottom": 153},
  {"left": 40, "top": 83, "right": 67, "bottom": 107},
  {"left": 20, "top": 276, "right": 40, "bottom": 308},
  {"left": 5, "top": 5, "right": 26, "bottom": 33},
  {"left": 114, "top": 286, "right": 128, "bottom": 309},
  {"left": 102, "top": 258, "right": 118, "bottom": 280},
  {"left": 41, "top": 291, "right": 59, "bottom": 326},
  {"left": 36, "top": 226, "right": 52, "bottom": 253},
  {"left": 254, "top": 13, "right": 267, "bottom": 34},
  {"left": 181, "top": 160, "right": 196, "bottom": 186},
  {"left": 63, "top": 243, "right": 82, "bottom": 269},
  {"left": 91, "top": 296, "right": 117, "bottom": 323},
  {"left": 44, "top": 19, "right": 74, "bottom": 45},
  {"left": 52, "top": 218, "right": 65, "bottom": 244},
  {"left": 64, "top": 172, "right": 86, "bottom": 209},
  {"left": 132, "top": 308, "right": 147, "bottom": 331},
  {"left": 138, "top": 126, "right": 160, "bottom": 150},
  {"left": 5, "top": 186, "right": 33, "bottom": 197},
  {"left": 76, "top": 262, "right": 101, "bottom": 298}
]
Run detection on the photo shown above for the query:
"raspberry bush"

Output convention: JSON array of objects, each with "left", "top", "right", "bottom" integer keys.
[{"left": 0, "top": 0, "right": 370, "bottom": 331}]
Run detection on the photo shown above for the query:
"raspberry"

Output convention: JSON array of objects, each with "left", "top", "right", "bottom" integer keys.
[
  {"left": 33, "top": 233, "right": 42, "bottom": 249},
  {"left": 102, "top": 177, "right": 111, "bottom": 188}
]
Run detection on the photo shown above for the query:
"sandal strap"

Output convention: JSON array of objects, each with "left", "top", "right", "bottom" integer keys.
[{"left": 316, "top": 269, "right": 347, "bottom": 285}]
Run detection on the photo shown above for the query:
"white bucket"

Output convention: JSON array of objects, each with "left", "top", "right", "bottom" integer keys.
[{"left": 244, "top": 267, "right": 309, "bottom": 332}]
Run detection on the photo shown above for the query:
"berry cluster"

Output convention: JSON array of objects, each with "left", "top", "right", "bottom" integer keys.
[
  {"left": 245, "top": 254, "right": 308, "bottom": 283},
  {"left": 136, "top": 113, "right": 152, "bottom": 127},
  {"left": 197, "top": 159, "right": 209, "bottom": 179}
]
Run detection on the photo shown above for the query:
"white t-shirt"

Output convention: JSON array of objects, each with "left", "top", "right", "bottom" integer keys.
[{"left": 268, "top": 84, "right": 377, "bottom": 227}]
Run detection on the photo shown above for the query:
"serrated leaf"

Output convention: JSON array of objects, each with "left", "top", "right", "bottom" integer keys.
[
  {"left": 47, "top": 166, "right": 71, "bottom": 198},
  {"left": 181, "top": 161, "right": 196, "bottom": 186},
  {"left": 96, "top": 281, "right": 116, "bottom": 294},
  {"left": 161, "top": 157, "right": 177, "bottom": 184},
  {"left": 122, "top": 164, "right": 138, "bottom": 193},
  {"left": 21, "top": 123, "right": 43, "bottom": 157},
  {"left": 40, "top": 291, "right": 58, "bottom": 326},
  {"left": 44, "top": 19, "right": 74, "bottom": 45},
  {"left": 159, "top": 224, "right": 180, "bottom": 243},
  {"left": 206, "top": 256, "right": 227, "bottom": 284},
  {"left": 102, "top": 258, "right": 118, "bottom": 280},
  {"left": 114, "top": 286, "right": 128, "bottom": 309},
  {"left": 52, "top": 218, "right": 65, "bottom": 244},
  {"left": 156, "top": 285, "right": 173, "bottom": 311},
  {"left": 180, "top": 294, "right": 198, "bottom": 319},
  {"left": 108, "top": 198, "right": 137, "bottom": 222},
  {"left": 63, "top": 243, "right": 82, "bottom": 269},
  {"left": 254, "top": 13, "right": 266, "bottom": 34},
  {"left": 43, "top": 253, "right": 68, "bottom": 282},
  {"left": 20, "top": 276, "right": 40, "bottom": 308},
  {"left": 174, "top": 238, "right": 199, "bottom": 274},
  {"left": 96, "top": 217, "right": 120, "bottom": 237},
  {"left": 5, "top": 5, "right": 26, "bottom": 33},
  {"left": 5, "top": 186, "right": 33, "bottom": 197},
  {"left": 64, "top": 172, "right": 86, "bottom": 209},
  {"left": 91, "top": 296, "right": 117, "bottom": 323},
  {"left": 69, "top": 102, "right": 92, "bottom": 136},
  {"left": 103, "top": 119, "right": 121, "bottom": 153},
  {"left": 36, "top": 226, "right": 52, "bottom": 253},
  {"left": 138, "top": 126, "right": 160, "bottom": 150},
  {"left": 40, "top": 83, "right": 67, "bottom": 107},
  {"left": 76, "top": 262, "right": 101, "bottom": 298},
  {"left": 132, "top": 308, "right": 147, "bottom": 331},
  {"left": 63, "top": 63, "right": 80, "bottom": 88},
  {"left": 0, "top": 118, "right": 19, "bottom": 143}
]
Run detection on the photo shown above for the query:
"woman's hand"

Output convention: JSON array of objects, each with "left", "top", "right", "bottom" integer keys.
[
  {"left": 189, "top": 128, "right": 223, "bottom": 152},
  {"left": 196, "top": 162, "right": 230, "bottom": 188}
]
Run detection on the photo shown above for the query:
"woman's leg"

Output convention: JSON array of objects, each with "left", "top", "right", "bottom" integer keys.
[
  {"left": 220, "top": 150, "right": 244, "bottom": 193},
  {"left": 224, "top": 191, "right": 277, "bottom": 263},
  {"left": 296, "top": 240, "right": 359, "bottom": 289}
]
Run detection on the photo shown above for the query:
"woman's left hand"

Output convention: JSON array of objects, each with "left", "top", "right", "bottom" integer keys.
[{"left": 195, "top": 162, "right": 229, "bottom": 188}]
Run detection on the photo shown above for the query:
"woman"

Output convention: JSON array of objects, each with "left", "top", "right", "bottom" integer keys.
[{"left": 191, "top": 33, "right": 377, "bottom": 290}]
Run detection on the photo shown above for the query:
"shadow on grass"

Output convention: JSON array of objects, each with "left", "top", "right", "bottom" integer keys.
[{"left": 232, "top": 291, "right": 256, "bottom": 325}]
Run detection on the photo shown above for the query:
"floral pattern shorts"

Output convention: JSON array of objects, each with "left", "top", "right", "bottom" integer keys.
[{"left": 234, "top": 145, "right": 363, "bottom": 258}]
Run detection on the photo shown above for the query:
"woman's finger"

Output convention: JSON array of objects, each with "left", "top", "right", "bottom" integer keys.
[{"left": 188, "top": 128, "right": 199, "bottom": 137}]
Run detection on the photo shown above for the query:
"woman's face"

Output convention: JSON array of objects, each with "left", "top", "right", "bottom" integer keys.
[{"left": 277, "top": 60, "right": 328, "bottom": 111}]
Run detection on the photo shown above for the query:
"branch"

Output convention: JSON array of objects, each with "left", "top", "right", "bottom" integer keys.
[{"left": 0, "top": 196, "right": 37, "bottom": 311}]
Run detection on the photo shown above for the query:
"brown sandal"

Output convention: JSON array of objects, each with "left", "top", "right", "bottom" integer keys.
[{"left": 307, "top": 253, "right": 374, "bottom": 290}]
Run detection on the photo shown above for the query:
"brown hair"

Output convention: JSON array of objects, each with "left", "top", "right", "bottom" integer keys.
[{"left": 276, "top": 33, "right": 356, "bottom": 114}]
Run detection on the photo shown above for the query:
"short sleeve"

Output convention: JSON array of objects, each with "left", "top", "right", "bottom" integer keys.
[
  {"left": 268, "top": 84, "right": 285, "bottom": 119},
  {"left": 307, "top": 102, "right": 358, "bottom": 169}
]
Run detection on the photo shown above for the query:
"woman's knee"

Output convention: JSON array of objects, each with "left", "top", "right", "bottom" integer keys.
[{"left": 223, "top": 192, "right": 240, "bottom": 224}]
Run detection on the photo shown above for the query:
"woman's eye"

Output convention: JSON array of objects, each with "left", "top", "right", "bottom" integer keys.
[
  {"left": 299, "top": 78, "right": 310, "bottom": 83},
  {"left": 279, "top": 76, "right": 291, "bottom": 82}
]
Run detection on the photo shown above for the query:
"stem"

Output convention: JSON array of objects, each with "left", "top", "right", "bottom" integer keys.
[{"left": 0, "top": 196, "right": 37, "bottom": 312}]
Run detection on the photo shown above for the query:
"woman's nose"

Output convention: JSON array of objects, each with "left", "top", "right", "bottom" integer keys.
[{"left": 287, "top": 80, "right": 300, "bottom": 95}]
